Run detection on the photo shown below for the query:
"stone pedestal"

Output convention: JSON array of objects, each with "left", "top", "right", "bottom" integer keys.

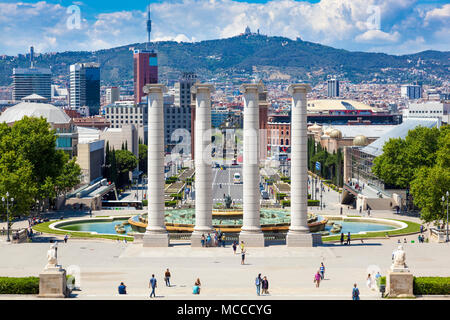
[
  {"left": 287, "top": 233, "right": 322, "bottom": 247},
  {"left": 143, "top": 232, "right": 170, "bottom": 247},
  {"left": 39, "top": 267, "right": 68, "bottom": 298},
  {"left": 239, "top": 231, "right": 265, "bottom": 247},
  {"left": 386, "top": 271, "right": 414, "bottom": 298}
]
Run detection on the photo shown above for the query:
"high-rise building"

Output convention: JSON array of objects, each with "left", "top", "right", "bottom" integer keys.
[
  {"left": 133, "top": 3, "right": 158, "bottom": 104},
  {"left": 105, "top": 87, "right": 120, "bottom": 105},
  {"left": 327, "top": 78, "right": 340, "bottom": 98},
  {"left": 69, "top": 63, "right": 101, "bottom": 115},
  {"left": 13, "top": 67, "right": 52, "bottom": 101},
  {"left": 401, "top": 83, "right": 422, "bottom": 100},
  {"left": 133, "top": 50, "right": 158, "bottom": 104}
]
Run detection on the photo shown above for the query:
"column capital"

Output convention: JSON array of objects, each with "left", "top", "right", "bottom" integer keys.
[
  {"left": 143, "top": 83, "right": 168, "bottom": 94},
  {"left": 191, "top": 83, "right": 215, "bottom": 94},
  {"left": 239, "top": 83, "right": 264, "bottom": 94},
  {"left": 288, "top": 83, "right": 312, "bottom": 95}
]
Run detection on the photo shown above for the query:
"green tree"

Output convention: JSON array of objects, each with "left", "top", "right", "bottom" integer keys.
[
  {"left": 114, "top": 149, "right": 138, "bottom": 187},
  {"left": 139, "top": 144, "right": 148, "bottom": 175},
  {"left": 410, "top": 166, "right": 450, "bottom": 223}
]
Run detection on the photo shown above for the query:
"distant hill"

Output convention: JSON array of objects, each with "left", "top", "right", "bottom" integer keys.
[{"left": 0, "top": 34, "right": 449, "bottom": 86}]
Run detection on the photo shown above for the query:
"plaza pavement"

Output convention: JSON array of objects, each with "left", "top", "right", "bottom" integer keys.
[
  {"left": 0, "top": 236, "right": 449, "bottom": 300},
  {"left": 1, "top": 177, "right": 447, "bottom": 300}
]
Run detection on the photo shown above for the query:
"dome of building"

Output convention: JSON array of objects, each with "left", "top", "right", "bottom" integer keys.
[
  {"left": 353, "top": 135, "right": 369, "bottom": 146},
  {"left": 0, "top": 96, "right": 71, "bottom": 125},
  {"left": 323, "top": 126, "right": 334, "bottom": 135},
  {"left": 308, "top": 122, "right": 322, "bottom": 131},
  {"left": 320, "top": 134, "right": 330, "bottom": 140},
  {"left": 329, "top": 129, "right": 342, "bottom": 139}
]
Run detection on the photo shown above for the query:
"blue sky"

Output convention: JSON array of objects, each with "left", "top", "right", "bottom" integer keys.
[{"left": 0, "top": 0, "right": 449, "bottom": 55}]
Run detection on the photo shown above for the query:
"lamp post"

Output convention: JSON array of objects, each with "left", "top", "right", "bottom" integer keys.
[
  {"left": 443, "top": 191, "right": 449, "bottom": 242},
  {"left": 2, "top": 192, "right": 14, "bottom": 242}
]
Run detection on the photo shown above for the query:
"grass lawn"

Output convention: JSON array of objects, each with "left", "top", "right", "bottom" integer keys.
[
  {"left": 322, "top": 219, "right": 421, "bottom": 242},
  {"left": 32, "top": 220, "right": 134, "bottom": 242}
]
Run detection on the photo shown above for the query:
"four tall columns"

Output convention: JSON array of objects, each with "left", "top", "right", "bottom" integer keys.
[
  {"left": 143, "top": 84, "right": 169, "bottom": 247},
  {"left": 143, "top": 82, "right": 318, "bottom": 247},
  {"left": 239, "top": 83, "right": 265, "bottom": 247},
  {"left": 191, "top": 83, "right": 216, "bottom": 246}
]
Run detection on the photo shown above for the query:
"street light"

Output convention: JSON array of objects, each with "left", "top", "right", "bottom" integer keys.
[
  {"left": 2, "top": 192, "right": 14, "bottom": 242},
  {"left": 443, "top": 191, "right": 449, "bottom": 243}
]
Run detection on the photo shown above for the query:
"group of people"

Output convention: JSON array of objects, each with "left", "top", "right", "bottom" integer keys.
[
  {"left": 366, "top": 272, "right": 382, "bottom": 291},
  {"left": 118, "top": 269, "right": 202, "bottom": 297},
  {"left": 255, "top": 274, "right": 269, "bottom": 295},
  {"left": 201, "top": 230, "right": 226, "bottom": 247},
  {"left": 231, "top": 241, "right": 247, "bottom": 264},
  {"left": 340, "top": 232, "right": 352, "bottom": 245},
  {"left": 314, "top": 262, "right": 326, "bottom": 288}
]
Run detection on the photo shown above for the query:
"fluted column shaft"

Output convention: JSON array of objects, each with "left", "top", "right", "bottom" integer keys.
[
  {"left": 194, "top": 84, "right": 215, "bottom": 233},
  {"left": 143, "top": 84, "right": 169, "bottom": 247},
  {"left": 239, "top": 83, "right": 264, "bottom": 247}
]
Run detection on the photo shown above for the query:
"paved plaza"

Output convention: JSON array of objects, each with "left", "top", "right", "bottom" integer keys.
[{"left": 1, "top": 235, "right": 449, "bottom": 300}]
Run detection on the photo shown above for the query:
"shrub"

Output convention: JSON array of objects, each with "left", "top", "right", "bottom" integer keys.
[
  {"left": 0, "top": 277, "right": 40, "bottom": 294},
  {"left": 165, "top": 200, "right": 177, "bottom": 207},
  {"left": 413, "top": 277, "right": 450, "bottom": 295},
  {"left": 170, "top": 193, "right": 182, "bottom": 200},
  {"left": 308, "top": 200, "right": 320, "bottom": 206},
  {"left": 281, "top": 200, "right": 290, "bottom": 207},
  {"left": 276, "top": 193, "right": 287, "bottom": 200},
  {"left": 142, "top": 200, "right": 148, "bottom": 206}
]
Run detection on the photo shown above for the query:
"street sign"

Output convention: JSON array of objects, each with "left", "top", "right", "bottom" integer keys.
[{"left": 315, "top": 161, "right": 321, "bottom": 171}]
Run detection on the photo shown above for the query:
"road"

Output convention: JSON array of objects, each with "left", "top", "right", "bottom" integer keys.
[{"left": 212, "top": 165, "right": 243, "bottom": 204}]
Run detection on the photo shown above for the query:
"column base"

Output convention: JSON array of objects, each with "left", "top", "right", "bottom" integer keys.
[
  {"left": 142, "top": 231, "right": 169, "bottom": 247},
  {"left": 286, "top": 232, "right": 322, "bottom": 247},
  {"left": 239, "top": 231, "right": 265, "bottom": 247}
]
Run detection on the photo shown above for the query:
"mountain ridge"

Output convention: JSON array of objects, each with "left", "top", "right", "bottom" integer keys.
[{"left": 0, "top": 34, "right": 448, "bottom": 86}]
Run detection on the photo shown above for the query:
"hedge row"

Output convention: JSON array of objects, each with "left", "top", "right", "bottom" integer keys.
[
  {"left": 0, "top": 277, "right": 39, "bottom": 294},
  {"left": 378, "top": 276, "right": 450, "bottom": 295},
  {"left": 413, "top": 277, "right": 450, "bottom": 295},
  {"left": 281, "top": 200, "right": 321, "bottom": 207}
]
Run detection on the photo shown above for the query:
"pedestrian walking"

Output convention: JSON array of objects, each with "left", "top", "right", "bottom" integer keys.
[
  {"left": 206, "top": 233, "right": 211, "bottom": 247},
  {"left": 241, "top": 249, "right": 246, "bottom": 265},
  {"left": 340, "top": 207, "right": 343, "bottom": 215},
  {"left": 367, "top": 209, "right": 370, "bottom": 217},
  {"left": 255, "top": 273, "right": 262, "bottom": 296},
  {"left": 201, "top": 234, "right": 205, "bottom": 247},
  {"left": 149, "top": 274, "right": 157, "bottom": 298},
  {"left": 240, "top": 241, "right": 245, "bottom": 252},
  {"left": 89, "top": 208, "right": 92, "bottom": 218},
  {"left": 340, "top": 232, "right": 344, "bottom": 245},
  {"left": 164, "top": 268, "right": 171, "bottom": 287},
  {"left": 352, "top": 283, "right": 360, "bottom": 300},
  {"left": 222, "top": 233, "right": 226, "bottom": 247},
  {"left": 347, "top": 232, "right": 351, "bottom": 245},
  {"left": 314, "top": 271, "right": 321, "bottom": 288},
  {"left": 320, "top": 262, "right": 325, "bottom": 280},
  {"left": 232, "top": 241, "right": 237, "bottom": 254},
  {"left": 64, "top": 234, "right": 68, "bottom": 243},
  {"left": 214, "top": 233, "right": 218, "bottom": 247},
  {"left": 420, "top": 225, "right": 424, "bottom": 233}
]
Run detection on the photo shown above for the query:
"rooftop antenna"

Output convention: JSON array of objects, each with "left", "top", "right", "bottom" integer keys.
[{"left": 146, "top": 2, "right": 152, "bottom": 50}]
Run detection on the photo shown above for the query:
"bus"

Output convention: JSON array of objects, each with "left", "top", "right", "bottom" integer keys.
[
  {"left": 233, "top": 172, "right": 241, "bottom": 184},
  {"left": 102, "top": 200, "right": 143, "bottom": 210}
]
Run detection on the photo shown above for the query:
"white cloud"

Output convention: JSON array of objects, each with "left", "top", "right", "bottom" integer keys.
[{"left": 0, "top": 0, "right": 448, "bottom": 56}]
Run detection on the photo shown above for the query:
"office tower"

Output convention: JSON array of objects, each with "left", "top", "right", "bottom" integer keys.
[
  {"left": 70, "top": 62, "right": 101, "bottom": 115},
  {"left": 133, "top": 4, "right": 158, "bottom": 104},
  {"left": 12, "top": 46, "right": 51, "bottom": 101},
  {"left": 106, "top": 87, "right": 120, "bottom": 105},
  {"left": 327, "top": 78, "right": 339, "bottom": 98},
  {"left": 401, "top": 83, "right": 422, "bottom": 100}
]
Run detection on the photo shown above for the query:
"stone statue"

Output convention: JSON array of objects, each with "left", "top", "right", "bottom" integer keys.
[
  {"left": 391, "top": 245, "right": 408, "bottom": 271},
  {"left": 45, "top": 243, "right": 58, "bottom": 269},
  {"left": 224, "top": 195, "right": 232, "bottom": 209}
]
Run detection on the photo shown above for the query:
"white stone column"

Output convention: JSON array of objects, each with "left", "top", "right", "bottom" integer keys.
[
  {"left": 287, "top": 84, "right": 320, "bottom": 247},
  {"left": 239, "top": 83, "right": 265, "bottom": 247},
  {"left": 191, "top": 83, "right": 215, "bottom": 247},
  {"left": 143, "top": 84, "right": 169, "bottom": 247}
]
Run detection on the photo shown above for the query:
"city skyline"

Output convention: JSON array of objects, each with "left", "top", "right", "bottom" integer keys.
[{"left": 0, "top": 0, "right": 449, "bottom": 56}]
